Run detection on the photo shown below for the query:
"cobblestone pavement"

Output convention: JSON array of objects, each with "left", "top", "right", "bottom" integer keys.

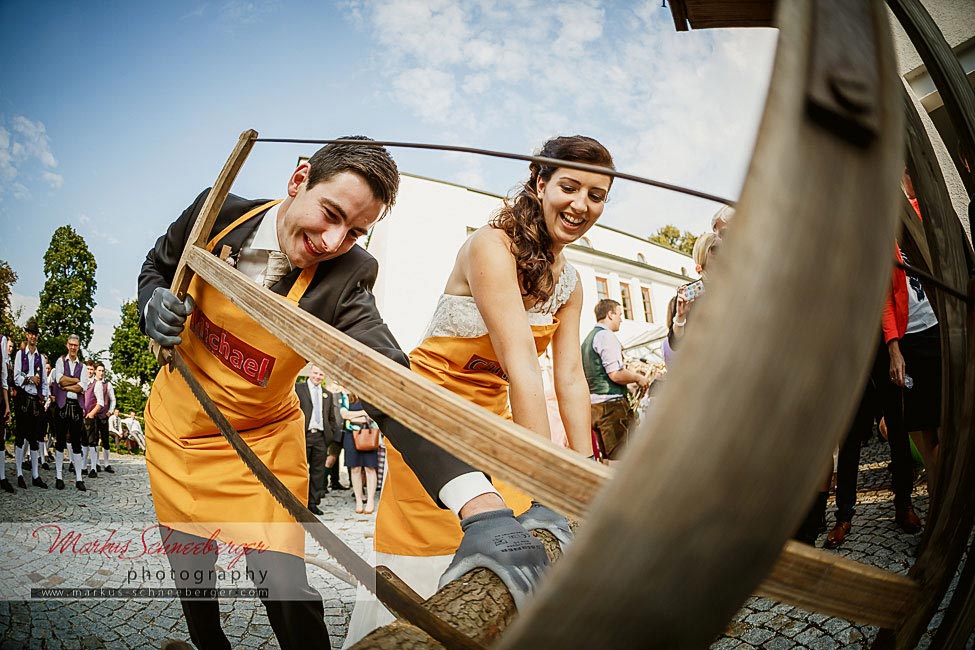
[
  {"left": 0, "top": 446, "right": 373, "bottom": 649},
  {"left": 0, "top": 439, "right": 968, "bottom": 649}
]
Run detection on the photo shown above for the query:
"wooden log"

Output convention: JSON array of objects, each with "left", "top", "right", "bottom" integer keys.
[
  {"left": 350, "top": 530, "right": 565, "bottom": 650},
  {"left": 873, "top": 80, "right": 975, "bottom": 650},
  {"left": 492, "top": 0, "right": 905, "bottom": 647}
]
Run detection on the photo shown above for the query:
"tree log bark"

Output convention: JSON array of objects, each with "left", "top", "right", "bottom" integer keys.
[{"left": 350, "top": 530, "right": 564, "bottom": 650}]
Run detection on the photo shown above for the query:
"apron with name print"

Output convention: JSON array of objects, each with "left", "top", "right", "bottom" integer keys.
[
  {"left": 145, "top": 200, "right": 316, "bottom": 557},
  {"left": 374, "top": 320, "right": 558, "bottom": 556}
]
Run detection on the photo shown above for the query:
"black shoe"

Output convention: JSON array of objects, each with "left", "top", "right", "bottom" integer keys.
[
  {"left": 42, "top": 461, "right": 50, "bottom": 471},
  {"left": 309, "top": 504, "right": 324, "bottom": 515},
  {"left": 330, "top": 482, "right": 350, "bottom": 491},
  {"left": 0, "top": 478, "right": 14, "bottom": 493},
  {"left": 22, "top": 460, "right": 30, "bottom": 471},
  {"left": 76, "top": 481, "right": 86, "bottom": 492},
  {"left": 32, "top": 476, "right": 48, "bottom": 489},
  {"left": 17, "top": 475, "right": 27, "bottom": 489},
  {"left": 104, "top": 465, "right": 115, "bottom": 474},
  {"left": 55, "top": 478, "right": 65, "bottom": 490},
  {"left": 68, "top": 463, "right": 75, "bottom": 472},
  {"left": 88, "top": 469, "right": 98, "bottom": 479}
]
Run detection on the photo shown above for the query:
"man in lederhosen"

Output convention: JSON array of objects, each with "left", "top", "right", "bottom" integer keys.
[
  {"left": 139, "top": 137, "right": 550, "bottom": 650},
  {"left": 12, "top": 320, "right": 49, "bottom": 489},
  {"left": 84, "top": 361, "right": 116, "bottom": 475},
  {"left": 51, "top": 335, "right": 90, "bottom": 490}
]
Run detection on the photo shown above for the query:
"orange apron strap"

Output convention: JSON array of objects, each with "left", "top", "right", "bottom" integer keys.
[
  {"left": 285, "top": 265, "right": 318, "bottom": 305},
  {"left": 205, "top": 200, "right": 283, "bottom": 252}
]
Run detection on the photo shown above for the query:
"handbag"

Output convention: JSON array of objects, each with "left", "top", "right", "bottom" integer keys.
[{"left": 353, "top": 426, "right": 380, "bottom": 452}]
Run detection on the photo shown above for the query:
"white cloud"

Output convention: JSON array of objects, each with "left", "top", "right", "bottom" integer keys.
[
  {"left": 181, "top": 2, "right": 209, "bottom": 20},
  {"left": 0, "top": 127, "right": 15, "bottom": 180},
  {"left": 0, "top": 115, "right": 63, "bottom": 202},
  {"left": 344, "top": 1, "right": 777, "bottom": 235},
  {"left": 75, "top": 212, "right": 120, "bottom": 245},
  {"left": 392, "top": 68, "right": 461, "bottom": 125},
  {"left": 11, "top": 115, "right": 57, "bottom": 168},
  {"left": 219, "top": 0, "right": 279, "bottom": 25},
  {"left": 42, "top": 171, "right": 64, "bottom": 189},
  {"left": 12, "top": 183, "right": 30, "bottom": 201}
]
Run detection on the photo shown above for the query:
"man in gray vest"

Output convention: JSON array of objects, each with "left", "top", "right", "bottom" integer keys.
[{"left": 582, "top": 299, "right": 649, "bottom": 461}]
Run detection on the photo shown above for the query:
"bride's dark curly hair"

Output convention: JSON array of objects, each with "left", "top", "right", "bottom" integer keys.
[{"left": 490, "top": 135, "right": 614, "bottom": 305}]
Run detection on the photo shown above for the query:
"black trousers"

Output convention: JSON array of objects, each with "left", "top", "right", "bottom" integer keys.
[
  {"left": 56, "top": 402, "right": 85, "bottom": 454},
  {"left": 161, "top": 527, "right": 329, "bottom": 650},
  {"left": 95, "top": 417, "right": 110, "bottom": 449},
  {"left": 14, "top": 392, "right": 43, "bottom": 451},
  {"left": 834, "top": 343, "right": 916, "bottom": 522},
  {"left": 306, "top": 428, "right": 328, "bottom": 506},
  {"left": 84, "top": 417, "right": 100, "bottom": 447}
]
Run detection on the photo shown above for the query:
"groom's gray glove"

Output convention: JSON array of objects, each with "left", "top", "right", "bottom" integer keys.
[
  {"left": 516, "top": 501, "right": 573, "bottom": 551},
  {"left": 146, "top": 287, "right": 195, "bottom": 347},
  {"left": 438, "top": 508, "right": 548, "bottom": 609}
]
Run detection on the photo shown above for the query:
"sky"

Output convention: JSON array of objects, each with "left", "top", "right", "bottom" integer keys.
[{"left": 0, "top": 0, "right": 777, "bottom": 357}]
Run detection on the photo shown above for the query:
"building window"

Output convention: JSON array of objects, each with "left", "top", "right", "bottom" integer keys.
[
  {"left": 595, "top": 277, "right": 609, "bottom": 302},
  {"left": 641, "top": 287, "right": 653, "bottom": 323},
  {"left": 637, "top": 253, "right": 647, "bottom": 264},
  {"left": 620, "top": 282, "right": 633, "bottom": 320}
]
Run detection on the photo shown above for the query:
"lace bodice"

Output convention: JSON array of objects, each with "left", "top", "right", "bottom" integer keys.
[{"left": 423, "top": 262, "right": 579, "bottom": 339}]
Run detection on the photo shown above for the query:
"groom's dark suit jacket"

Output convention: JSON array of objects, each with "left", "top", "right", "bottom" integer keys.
[{"left": 138, "top": 188, "right": 474, "bottom": 505}]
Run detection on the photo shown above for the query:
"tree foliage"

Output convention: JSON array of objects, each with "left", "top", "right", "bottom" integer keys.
[
  {"left": 36, "top": 226, "right": 97, "bottom": 359},
  {"left": 109, "top": 299, "right": 160, "bottom": 386},
  {"left": 0, "top": 259, "right": 23, "bottom": 348},
  {"left": 113, "top": 377, "right": 149, "bottom": 416},
  {"left": 649, "top": 224, "right": 700, "bottom": 257}
]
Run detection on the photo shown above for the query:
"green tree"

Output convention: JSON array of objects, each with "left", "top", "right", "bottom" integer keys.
[
  {"left": 36, "top": 226, "right": 97, "bottom": 360},
  {"left": 109, "top": 299, "right": 160, "bottom": 386},
  {"left": 649, "top": 224, "right": 700, "bottom": 257},
  {"left": 0, "top": 259, "right": 24, "bottom": 348},
  {"left": 113, "top": 377, "right": 149, "bottom": 416}
]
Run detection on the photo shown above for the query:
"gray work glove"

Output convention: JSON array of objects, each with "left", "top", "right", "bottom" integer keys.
[
  {"left": 438, "top": 508, "right": 548, "bottom": 610},
  {"left": 516, "top": 501, "right": 573, "bottom": 552},
  {"left": 146, "top": 287, "right": 195, "bottom": 347}
]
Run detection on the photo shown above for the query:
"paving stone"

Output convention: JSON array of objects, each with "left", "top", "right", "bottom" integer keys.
[{"left": 741, "top": 627, "right": 775, "bottom": 646}]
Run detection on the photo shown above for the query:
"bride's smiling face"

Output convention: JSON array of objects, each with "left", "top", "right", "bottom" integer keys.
[{"left": 536, "top": 169, "right": 611, "bottom": 248}]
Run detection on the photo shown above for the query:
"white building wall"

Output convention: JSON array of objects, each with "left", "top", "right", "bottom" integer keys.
[
  {"left": 368, "top": 174, "right": 693, "bottom": 352},
  {"left": 888, "top": 0, "right": 974, "bottom": 237}
]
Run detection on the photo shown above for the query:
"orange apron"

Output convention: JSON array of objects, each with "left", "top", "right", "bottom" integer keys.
[
  {"left": 374, "top": 320, "right": 559, "bottom": 556},
  {"left": 145, "top": 201, "right": 317, "bottom": 557}
]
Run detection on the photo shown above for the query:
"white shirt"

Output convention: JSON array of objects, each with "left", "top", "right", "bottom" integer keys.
[
  {"left": 124, "top": 417, "right": 143, "bottom": 435},
  {"left": 51, "top": 356, "right": 89, "bottom": 401},
  {"left": 14, "top": 347, "right": 49, "bottom": 398},
  {"left": 235, "top": 204, "right": 287, "bottom": 285},
  {"left": 94, "top": 379, "right": 116, "bottom": 414},
  {"left": 307, "top": 378, "right": 324, "bottom": 431},
  {"left": 0, "top": 335, "right": 8, "bottom": 390},
  {"left": 589, "top": 324, "right": 626, "bottom": 404}
]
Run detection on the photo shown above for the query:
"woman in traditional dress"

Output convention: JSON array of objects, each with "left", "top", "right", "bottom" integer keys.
[{"left": 344, "top": 135, "right": 615, "bottom": 645}]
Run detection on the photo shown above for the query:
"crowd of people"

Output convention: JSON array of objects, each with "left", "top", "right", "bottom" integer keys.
[
  {"left": 0, "top": 323, "right": 146, "bottom": 494},
  {"left": 1, "top": 136, "right": 940, "bottom": 650}
]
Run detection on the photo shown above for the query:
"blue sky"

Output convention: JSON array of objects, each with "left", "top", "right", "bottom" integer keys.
[{"left": 0, "top": 0, "right": 776, "bottom": 354}]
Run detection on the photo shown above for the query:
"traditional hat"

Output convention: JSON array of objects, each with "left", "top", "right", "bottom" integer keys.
[{"left": 24, "top": 319, "right": 40, "bottom": 335}]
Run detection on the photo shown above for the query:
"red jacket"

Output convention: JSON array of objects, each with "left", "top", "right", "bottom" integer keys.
[{"left": 881, "top": 198, "right": 921, "bottom": 344}]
